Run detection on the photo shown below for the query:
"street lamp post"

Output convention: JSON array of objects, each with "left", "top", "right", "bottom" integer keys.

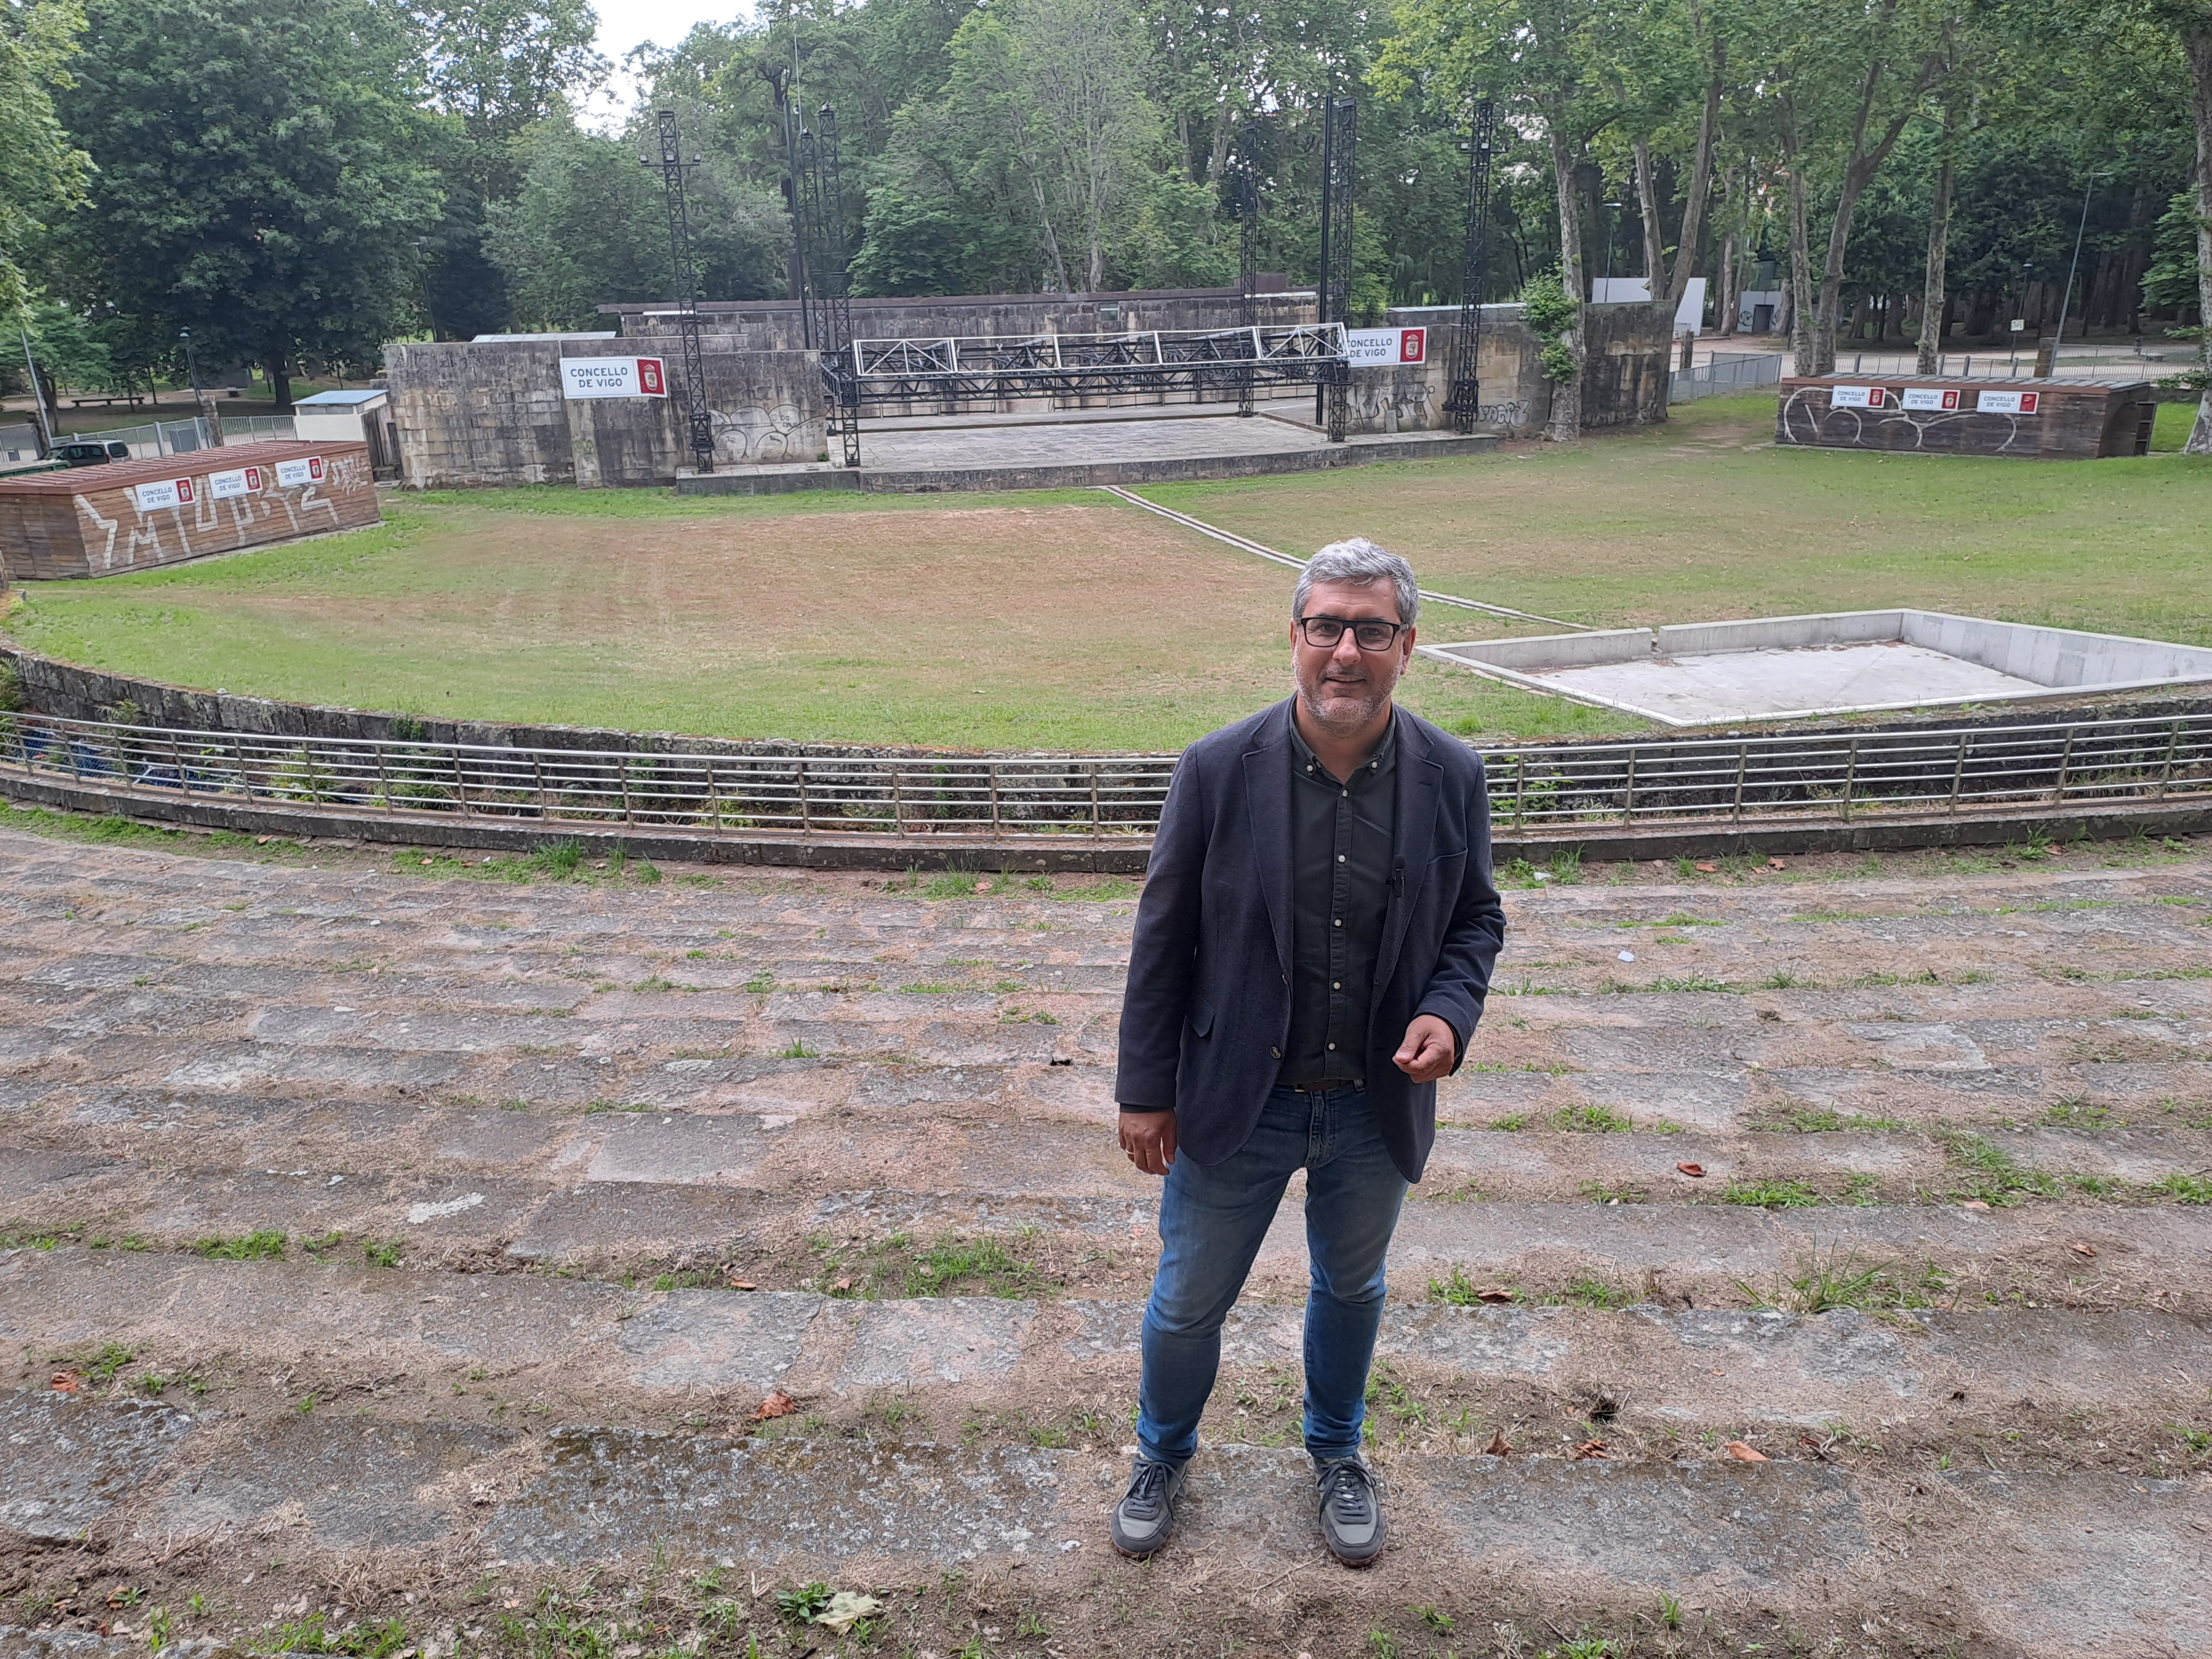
[{"left": 2053, "top": 170, "right": 2114, "bottom": 356}]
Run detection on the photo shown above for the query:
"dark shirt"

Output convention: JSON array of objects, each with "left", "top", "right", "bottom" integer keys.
[{"left": 1278, "top": 713, "right": 1399, "bottom": 1086}]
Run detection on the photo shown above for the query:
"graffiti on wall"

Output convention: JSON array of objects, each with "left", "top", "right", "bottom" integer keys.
[
  {"left": 713, "top": 405, "right": 821, "bottom": 465},
  {"left": 70, "top": 453, "right": 375, "bottom": 572}
]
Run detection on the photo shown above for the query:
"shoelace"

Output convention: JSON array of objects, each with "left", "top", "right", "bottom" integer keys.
[
  {"left": 1124, "top": 1460, "right": 1173, "bottom": 1517},
  {"left": 1318, "top": 1459, "right": 1378, "bottom": 1522}
]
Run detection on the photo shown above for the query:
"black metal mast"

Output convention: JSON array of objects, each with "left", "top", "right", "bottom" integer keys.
[
  {"left": 649, "top": 109, "right": 715, "bottom": 475},
  {"left": 1233, "top": 127, "right": 1260, "bottom": 416},
  {"left": 1444, "top": 97, "right": 1498, "bottom": 435},
  {"left": 793, "top": 105, "right": 859, "bottom": 468},
  {"left": 1316, "top": 96, "right": 1356, "bottom": 442}
]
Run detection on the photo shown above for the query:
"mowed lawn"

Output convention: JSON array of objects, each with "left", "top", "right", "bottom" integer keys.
[
  {"left": 1147, "top": 395, "right": 2212, "bottom": 650},
  {"left": 4, "top": 393, "right": 2208, "bottom": 751}
]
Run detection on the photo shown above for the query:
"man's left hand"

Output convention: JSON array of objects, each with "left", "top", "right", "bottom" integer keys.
[{"left": 1392, "top": 1015, "right": 1458, "bottom": 1083}]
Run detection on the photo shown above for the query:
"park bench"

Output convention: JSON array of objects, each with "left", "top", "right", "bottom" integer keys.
[{"left": 65, "top": 393, "right": 148, "bottom": 409}]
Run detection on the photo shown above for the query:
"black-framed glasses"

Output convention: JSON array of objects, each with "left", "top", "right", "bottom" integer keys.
[{"left": 1296, "top": 614, "right": 1409, "bottom": 651}]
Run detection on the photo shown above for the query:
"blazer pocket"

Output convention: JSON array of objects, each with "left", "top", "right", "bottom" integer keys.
[{"left": 1187, "top": 999, "right": 1215, "bottom": 1038}]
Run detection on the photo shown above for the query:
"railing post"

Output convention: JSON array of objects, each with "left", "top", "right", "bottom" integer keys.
[
  {"left": 171, "top": 733, "right": 190, "bottom": 797},
  {"left": 989, "top": 762, "right": 1001, "bottom": 833},
  {"left": 2053, "top": 729, "right": 2075, "bottom": 804},
  {"left": 892, "top": 763, "right": 905, "bottom": 836},
  {"left": 375, "top": 746, "right": 393, "bottom": 812},
  {"left": 451, "top": 748, "right": 469, "bottom": 817},
  {"left": 1091, "top": 763, "right": 1102, "bottom": 834},
  {"left": 1948, "top": 732, "right": 1968, "bottom": 815},
  {"left": 1620, "top": 750, "right": 1636, "bottom": 823},
  {"left": 533, "top": 754, "right": 550, "bottom": 820},
  {"left": 1512, "top": 755, "right": 1527, "bottom": 828},
  {"left": 232, "top": 736, "right": 248, "bottom": 797},
  {"left": 617, "top": 754, "right": 634, "bottom": 824},
  {"left": 1731, "top": 743, "right": 1748, "bottom": 821},
  {"left": 706, "top": 759, "right": 724, "bottom": 831},
  {"left": 798, "top": 759, "right": 811, "bottom": 834},
  {"left": 2154, "top": 722, "right": 2182, "bottom": 801},
  {"left": 1840, "top": 735, "right": 1859, "bottom": 820}
]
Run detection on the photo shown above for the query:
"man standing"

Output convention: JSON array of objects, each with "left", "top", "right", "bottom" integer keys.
[{"left": 1109, "top": 538, "right": 1506, "bottom": 1566}]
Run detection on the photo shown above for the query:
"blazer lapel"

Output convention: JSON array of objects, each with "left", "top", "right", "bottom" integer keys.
[
  {"left": 1373, "top": 713, "right": 1442, "bottom": 1001},
  {"left": 1241, "top": 699, "right": 1296, "bottom": 976}
]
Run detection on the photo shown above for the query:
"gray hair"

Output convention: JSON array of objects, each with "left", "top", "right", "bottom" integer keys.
[{"left": 1293, "top": 538, "right": 1420, "bottom": 626}]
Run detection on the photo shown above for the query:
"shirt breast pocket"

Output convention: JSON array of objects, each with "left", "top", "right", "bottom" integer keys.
[{"left": 1187, "top": 1000, "right": 1215, "bottom": 1039}]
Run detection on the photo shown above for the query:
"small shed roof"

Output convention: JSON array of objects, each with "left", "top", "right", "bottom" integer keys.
[
  {"left": 0, "top": 438, "right": 365, "bottom": 496},
  {"left": 294, "top": 389, "right": 387, "bottom": 407}
]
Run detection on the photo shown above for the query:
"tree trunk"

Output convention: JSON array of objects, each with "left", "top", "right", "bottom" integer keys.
[
  {"left": 1718, "top": 226, "right": 1739, "bottom": 336},
  {"left": 1782, "top": 97, "right": 1818, "bottom": 375},
  {"left": 1632, "top": 139, "right": 1666, "bottom": 281},
  {"left": 2184, "top": 27, "right": 2212, "bottom": 453},
  {"left": 1546, "top": 118, "right": 1585, "bottom": 442},
  {"left": 1917, "top": 103, "right": 1957, "bottom": 374},
  {"left": 266, "top": 351, "right": 293, "bottom": 414}
]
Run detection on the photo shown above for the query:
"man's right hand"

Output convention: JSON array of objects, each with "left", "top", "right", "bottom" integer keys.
[{"left": 1119, "top": 1109, "right": 1178, "bottom": 1176}]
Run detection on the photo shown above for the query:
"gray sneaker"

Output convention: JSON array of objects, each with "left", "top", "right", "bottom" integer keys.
[
  {"left": 1108, "top": 1456, "right": 1187, "bottom": 1558},
  {"left": 1314, "top": 1455, "right": 1386, "bottom": 1566}
]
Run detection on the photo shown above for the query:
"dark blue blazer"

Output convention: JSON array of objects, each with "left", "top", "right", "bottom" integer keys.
[{"left": 1115, "top": 698, "right": 1507, "bottom": 1182}]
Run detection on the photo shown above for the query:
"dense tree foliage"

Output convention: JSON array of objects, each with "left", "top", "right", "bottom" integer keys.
[{"left": 13, "top": 0, "right": 2212, "bottom": 439}]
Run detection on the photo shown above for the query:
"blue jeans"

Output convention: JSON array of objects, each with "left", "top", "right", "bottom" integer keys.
[{"left": 1136, "top": 1083, "right": 1408, "bottom": 1468}]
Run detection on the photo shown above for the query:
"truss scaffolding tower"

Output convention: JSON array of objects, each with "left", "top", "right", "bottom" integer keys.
[
  {"left": 648, "top": 110, "right": 716, "bottom": 476},
  {"left": 1232, "top": 129, "right": 1261, "bottom": 416},
  {"left": 792, "top": 105, "right": 860, "bottom": 468},
  {"left": 1315, "top": 98, "right": 1357, "bottom": 443},
  {"left": 1443, "top": 98, "right": 1498, "bottom": 435}
]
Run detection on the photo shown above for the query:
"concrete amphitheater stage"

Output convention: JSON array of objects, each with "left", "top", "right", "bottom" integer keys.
[
  {"left": 2, "top": 815, "right": 2210, "bottom": 1653},
  {"left": 673, "top": 398, "right": 1499, "bottom": 495}
]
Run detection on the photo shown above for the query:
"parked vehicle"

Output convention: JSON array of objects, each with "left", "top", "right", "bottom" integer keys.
[{"left": 55, "top": 441, "right": 131, "bottom": 466}]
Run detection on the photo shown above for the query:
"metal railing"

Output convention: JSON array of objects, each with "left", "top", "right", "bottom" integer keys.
[
  {"left": 3, "top": 707, "right": 2206, "bottom": 844},
  {"left": 1670, "top": 352, "right": 1786, "bottom": 404},
  {"left": 51, "top": 414, "right": 297, "bottom": 458}
]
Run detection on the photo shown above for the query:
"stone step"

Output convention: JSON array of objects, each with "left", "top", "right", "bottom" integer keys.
[
  {"left": 8, "top": 1249, "right": 2209, "bottom": 1445},
  {"left": 2, "top": 1384, "right": 2204, "bottom": 1658}
]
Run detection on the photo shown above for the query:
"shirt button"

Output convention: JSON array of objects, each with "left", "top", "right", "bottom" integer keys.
[
  {"left": 1333, "top": 980, "right": 1340, "bottom": 989},
  {"left": 1341, "top": 789, "right": 1348, "bottom": 797},
  {"left": 1337, "top": 854, "right": 1346, "bottom": 863},
  {"left": 1270, "top": 1046, "right": 1280, "bottom": 1058},
  {"left": 1327, "top": 1042, "right": 1336, "bottom": 1050},
  {"left": 1333, "top": 918, "right": 1342, "bottom": 927}
]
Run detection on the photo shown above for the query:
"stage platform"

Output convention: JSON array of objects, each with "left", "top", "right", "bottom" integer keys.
[{"left": 675, "top": 398, "right": 1499, "bottom": 495}]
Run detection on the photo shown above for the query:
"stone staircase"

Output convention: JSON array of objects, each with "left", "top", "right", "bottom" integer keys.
[{"left": 2, "top": 816, "right": 2208, "bottom": 1658}]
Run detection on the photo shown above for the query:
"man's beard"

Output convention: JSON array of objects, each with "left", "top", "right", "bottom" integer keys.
[{"left": 1297, "top": 669, "right": 1392, "bottom": 730}]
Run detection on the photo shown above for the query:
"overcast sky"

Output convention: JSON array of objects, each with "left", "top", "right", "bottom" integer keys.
[{"left": 585, "top": 0, "right": 747, "bottom": 127}]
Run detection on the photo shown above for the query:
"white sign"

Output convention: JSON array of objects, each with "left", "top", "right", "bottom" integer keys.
[
  {"left": 133, "top": 478, "right": 194, "bottom": 511},
  {"left": 1977, "top": 389, "right": 2041, "bottom": 415},
  {"left": 1900, "top": 387, "right": 1960, "bottom": 411},
  {"left": 275, "top": 456, "right": 326, "bottom": 487},
  {"left": 208, "top": 465, "right": 264, "bottom": 499},
  {"left": 1344, "top": 327, "right": 1427, "bottom": 368},
  {"left": 1828, "top": 385, "right": 1885, "bottom": 409},
  {"left": 560, "top": 356, "right": 669, "bottom": 399}
]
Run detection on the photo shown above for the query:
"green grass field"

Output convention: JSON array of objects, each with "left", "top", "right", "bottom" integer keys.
[{"left": 4, "top": 393, "right": 2208, "bottom": 752}]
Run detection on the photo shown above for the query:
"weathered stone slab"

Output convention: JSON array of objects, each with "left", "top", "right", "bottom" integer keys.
[
  {"left": 619, "top": 1290, "right": 824, "bottom": 1389},
  {"left": 506, "top": 1182, "right": 760, "bottom": 1262},
  {"left": 586, "top": 1114, "right": 778, "bottom": 1185},
  {"left": 1419, "top": 1456, "right": 1868, "bottom": 1584},
  {"left": 140, "top": 1416, "right": 508, "bottom": 1548},
  {"left": 836, "top": 1297, "right": 1034, "bottom": 1387},
  {"left": 485, "top": 1433, "right": 1073, "bottom": 1566},
  {"left": 0, "top": 1391, "right": 197, "bottom": 1541}
]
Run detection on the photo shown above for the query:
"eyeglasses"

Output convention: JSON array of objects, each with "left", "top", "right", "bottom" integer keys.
[{"left": 1296, "top": 614, "right": 1409, "bottom": 651}]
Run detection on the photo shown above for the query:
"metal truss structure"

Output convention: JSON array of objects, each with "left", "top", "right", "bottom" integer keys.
[
  {"left": 647, "top": 111, "right": 716, "bottom": 475},
  {"left": 1443, "top": 98, "right": 1498, "bottom": 435},
  {"left": 781, "top": 103, "right": 1358, "bottom": 457},
  {"left": 1231, "top": 128, "right": 1261, "bottom": 416},
  {"left": 791, "top": 105, "right": 860, "bottom": 467},
  {"left": 1315, "top": 97, "right": 1357, "bottom": 442},
  {"left": 844, "top": 324, "right": 1345, "bottom": 405}
]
